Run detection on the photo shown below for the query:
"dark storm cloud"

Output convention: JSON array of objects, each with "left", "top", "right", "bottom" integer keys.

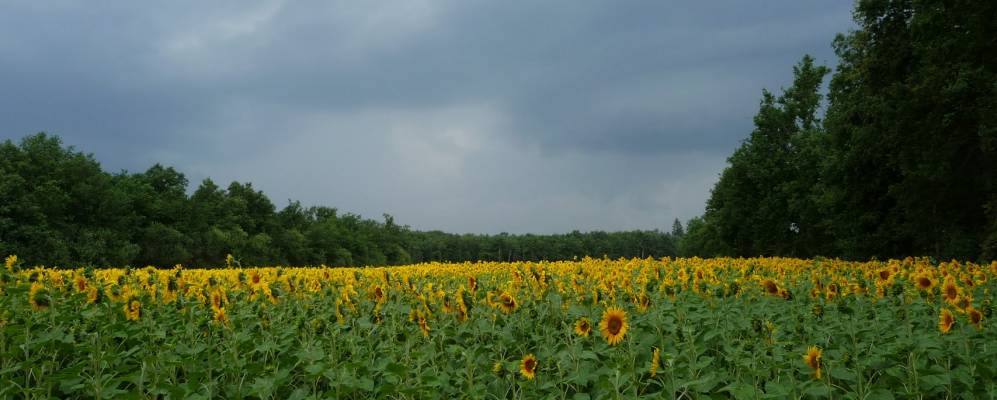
[{"left": 0, "top": 0, "right": 855, "bottom": 233}]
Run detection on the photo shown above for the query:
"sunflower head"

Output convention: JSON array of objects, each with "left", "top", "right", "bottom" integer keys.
[
  {"left": 802, "top": 345, "right": 822, "bottom": 380},
  {"left": 372, "top": 286, "right": 385, "bottom": 303},
  {"left": 519, "top": 354, "right": 537, "bottom": 380},
  {"left": 29, "top": 282, "right": 50, "bottom": 311},
  {"left": 761, "top": 279, "right": 779, "bottom": 295},
  {"left": 942, "top": 279, "right": 959, "bottom": 302},
  {"left": 213, "top": 307, "right": 229, "bottom": 326},
  {"left": 417, "top": 310, "right": 430, "bottom": 337},
  {"left": 73, "top": 275, "right": 87, "bottom": 292},
  {"left": 4, "top": 255, "right": 17, "bottom": 272},
  {"left": 878, "top": 269, "right": 891, "bottom": 281},
  {"left": 599, "top": 307, "right": 629, "bottom": 346},
  {"left": 86, "top": 285, "right": 102, "bottom": 304},
  {"left": 649, "top": 347, "right": 662, "bottom": 377},
  {"left": 492, "top": 361, "right": 504, "bottom": 376},
  {"left": 636, "top": 293, "right": 651, "bottom": 312},
  {"left": 967, "top": 307, "right": 983, "bottom": 329},
  {"left": 498, "top": 292, "right": 517, "bottom": 314},
  {"left": 939, "top": 308, "right": 955, "bottom": 334},
  {"left": 124, "top": 299, "right": 142, "bottom": 321},
  {"left": 574, "top": 317, "right": 592, "bottom": 337}
]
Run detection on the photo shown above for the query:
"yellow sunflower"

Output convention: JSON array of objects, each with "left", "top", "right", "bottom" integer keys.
[
  {"left": 803, "top": 345, "right": 822, "bottom": 380},
  {"left": 210, "top": 289, "right": 227, "bottom": 312},
  {"left": 73, "top": 275, "right": 88, "bottom": 292},
  {"left": 372, "top": 285, "right": 386, "bottom": 304},
  {"left": 213, "top": 307, "right": 229, "bottom": 326},
  {"left": 635, "top": 292, "right": 651, "bottom": 312},
  {"left": 4, "top": 255, "right": 16, "bottom": 271},
  {"left": 492, "top": 361, "right": 504, "bottom": 376},
  {"left": 574, "top": 317, "right": 592, "bottom": 337},
  {"left": 877, "top": 269, "right": 891, "bottom": 282},
  {"left": 599, "top": 307, "right": 629, "bottom": 345},
  {"left": 761, "top": 279, "right": 779, "bottom": 296},
  {"left": 941, "top": 278, "right": 959, "bottom": 303},
  {"left": 520, "top": 354, "right": 537, "bottom": 380},
  {"left": 29, "top": 282, "right": 50, "bottom": 311},
  {"left": 86, "top": 285, "right": 101, "bottom": 304},
  {"left": 649, "top": 347, "right": 661, "bottom": 377},
  {"left": 124, "top": 299, "right": 142, "bottom": 321},
  {"left": 967, "top": 307, "right": 983, "bottom": 329},
  {"left": 939, "top": 308, "right": 955, "bottom": 334},
  {"left": 498, "top": 292, "right": 517, "bottom": 314},
  {"left": 417, "top": 310, "right": 430, "bottom": 337}
]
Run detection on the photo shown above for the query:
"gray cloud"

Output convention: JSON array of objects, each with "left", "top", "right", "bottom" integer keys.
[{"left": 0, "top": 0, "right": 855, "bottom": 233}]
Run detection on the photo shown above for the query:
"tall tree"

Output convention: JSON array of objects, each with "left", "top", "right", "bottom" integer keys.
[
  {"left": 822, "top": 0, "right": 997, "bottom": 260},
  {"left": 701, "top": 56, "right": 831, "bottom": 257}
]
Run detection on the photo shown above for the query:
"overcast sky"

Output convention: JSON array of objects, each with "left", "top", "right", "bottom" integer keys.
[{"left": 0, "top": 1, "right": 855, "bottom": 234}]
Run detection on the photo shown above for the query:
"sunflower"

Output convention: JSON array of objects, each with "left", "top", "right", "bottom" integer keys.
[
  {"left": 124, "top": 299, "right": 142, "bottom": 321},
  {"left": 941, "top": 278, "right": 959, "bottom": 303},
  {"left": 86, "top": 285, "right": 102, "bottom": 304},
  {"left": 498, "top": 292, "right": 517, "bottom": 314},
  {"left": 4, "top": 255, "right": 16, "bottom": 272},
  {"left": 649, "top": 347, "right": 661, "bottom": 377},
  {"left": 29, "top": 282, "right": 50, "bottom": 311},
  {"left": 939, "top": 308, "right": 955, "bottom": 334},
  {"left": 953, "top": 295, "right": 972, "bottom": 312},
  {"left": 519, "top": 354, "right": 537, "bottom": 380},
  {"left": 213, "top": 307, "right": 229, "bottom": 326},
  {"left": 599, "top": 307, "right": 629, "bottom": 345},
  {"left": 417, "top": 310, "right": 430, "bottom": 337},
  {"left": 635, "top": 292, "right": 651, "bottom": 312},
  {"left": 334, "top": 299, "right": 346, "bottom": 325},
  {"left": 915, "top": 274, "right": 934, "bottom": 292},
  {"left": 826, "top": 283, "right": 840, "bottom": 299},
  {"left": 761, "top": 279, "right": 779, "bottom": 295},
  {"left": 803, "top": 346, "right": 822, "bottom": 380},
  {"left": 574, "top": 317, "right": 592, "bottom": 337},
  {"left": 492, "top": 361, "right": 504, "bottom": 376},
  {"left": 877, "top": 269, "right": 891, "bottom": 281},
  {"left": 73, "top": 275, "right": 87, "bottom": 292},
  {"left": 967, "top": 307, "right": 983, "bottom": 329},
  {"left": 210, "top": 289, "right": 227, "bottom": 312}
]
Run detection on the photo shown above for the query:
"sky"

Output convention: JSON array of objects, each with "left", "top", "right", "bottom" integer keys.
[{"left": 0, "top": 1, "right": 856, "bottom": 234}]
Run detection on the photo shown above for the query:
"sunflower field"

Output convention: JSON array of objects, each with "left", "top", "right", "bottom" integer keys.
[{"left": 0, "top": 255, "right": 994, "bottom": 399}]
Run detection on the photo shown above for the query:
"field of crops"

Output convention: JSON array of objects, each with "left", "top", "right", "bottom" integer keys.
[{"left": 0, "top": 255, "right": 994, "bottom": 399}]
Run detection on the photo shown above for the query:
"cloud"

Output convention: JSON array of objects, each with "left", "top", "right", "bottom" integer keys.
[{"left": 0, "top": 1, "right": 855, "bottom": 232}]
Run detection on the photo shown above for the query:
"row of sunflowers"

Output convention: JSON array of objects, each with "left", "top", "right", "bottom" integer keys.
[{"left": 1, "top": 255, "right": 994, "bottom": 398}]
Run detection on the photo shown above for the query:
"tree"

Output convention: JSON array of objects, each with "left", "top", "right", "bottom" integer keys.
[
  {"left": 700, "top": 56, "right": 831, "bottom": 257},
  {"left": 821, "top": 0, "right": 997, "bottom": 260},
  {"left": 670, "top": 218, "right": 684, "bottom": 237}
]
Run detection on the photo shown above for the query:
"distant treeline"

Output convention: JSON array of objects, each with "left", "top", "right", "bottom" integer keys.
[
  {"left": 682, "top": 0, "right": 997, "bottom": 262},
  {"left": 0, "top": 134, "right": 679, "bottom": 267}
]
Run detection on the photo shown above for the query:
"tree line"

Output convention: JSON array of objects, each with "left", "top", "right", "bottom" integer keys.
[
  {"left": 0, "top": 133, "right": 679, "bottom": 267},
  {"left": 681, "top": 0, "right": 997, "bottom": 262}
]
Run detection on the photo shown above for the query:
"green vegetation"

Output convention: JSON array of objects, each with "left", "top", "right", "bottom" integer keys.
[
  {"left": 0, "top": 134, "right": 676, "bottom": 267},
  {"left": 684, "top": 0, "right": 997, "bottom": 262}
]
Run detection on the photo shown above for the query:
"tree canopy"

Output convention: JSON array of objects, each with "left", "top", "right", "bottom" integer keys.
[
  {"left": 0, "top": 133, "right": 678, "bottom": 267},
  {"left": 683, "top": 0, "right": 997, "bottom": 262}
]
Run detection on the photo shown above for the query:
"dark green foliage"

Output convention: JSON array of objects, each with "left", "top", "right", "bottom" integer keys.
[
  {"left": 0, "top": 133, "right": 677, "bottom": 267},
  {"left": 820, "top": 0, "right": 997, "bottom": 261},
  {"left": 685, "top": 0, "right": 997, "bottom": 261},
  {"left": 696, "top": 56, "right": 832, "bottom": 258}
]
